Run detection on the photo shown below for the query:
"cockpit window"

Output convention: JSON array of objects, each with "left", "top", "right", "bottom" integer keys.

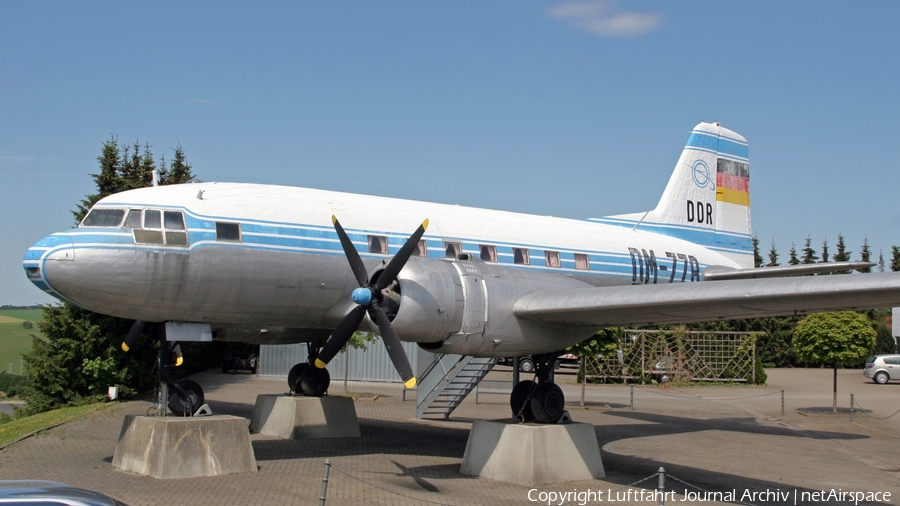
[
  {"left": 131, "top": 209, "right": 188, "bottom": 246},
  {"left": 164, "top": 211, "right": 185, "bottom": 230},
  {"left": 144, "top": 210, "right": 161, "bottom": 229},
  {"left": 124, "top": 209, "right": 142, "bottom": 228},
  {"left": 81, "top": 209, "right": 125, "bottom": 227}
]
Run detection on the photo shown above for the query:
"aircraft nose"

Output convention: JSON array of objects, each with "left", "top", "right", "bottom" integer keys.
[{"left": 23, "top": 233, "right": 75, "bottom": 295}]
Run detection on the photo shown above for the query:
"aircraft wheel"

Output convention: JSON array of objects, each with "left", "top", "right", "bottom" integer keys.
[
  {"left": 288, "top": 363, "right": 307, "bottom": 393},
  {"left": 510, "top": 380, "right": 536, "bottom": 421},
  {"left": 299, "top": 365, "right": 330, "bottom": 397},
  {"left": 530, "top": 383, "right": 565, "bottom": 424},
  {"left": 519, "top": 358, "right": 535, "bottom": 374},
  {"left": 167, "top": 379, "right": 205, "bottom": 416}
]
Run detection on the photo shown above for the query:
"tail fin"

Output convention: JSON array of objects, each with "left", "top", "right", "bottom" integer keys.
[{"left": 596, "top": 121, "right": 752, "bottom": 266}]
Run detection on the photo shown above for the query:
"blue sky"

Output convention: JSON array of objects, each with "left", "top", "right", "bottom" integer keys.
[{"left": 2, "top": 1, "right": 899, "bottom": 305}]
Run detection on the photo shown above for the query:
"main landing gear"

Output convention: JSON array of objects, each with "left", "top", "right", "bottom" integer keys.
[
  {"left": 510, "top": 352, "right": 566, "bottom": 424},
  {"left": 287, "top": 342, "right": 331, "bottom": 397}
]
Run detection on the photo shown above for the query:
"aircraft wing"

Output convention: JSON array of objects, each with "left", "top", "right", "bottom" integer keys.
[{"left": 513, "top": 272, "right": 900, "bottom": 327}]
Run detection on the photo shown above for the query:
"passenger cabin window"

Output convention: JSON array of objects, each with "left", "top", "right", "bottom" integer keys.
[
  {"left": 445, "top": 242, "right": 461, "bottom": 259},
  {"left": 545, "top": 251, "right": 560, "bottom": 268},
  {"left": 514, "top": 248, "right": 529, "bottom": 265},
  {"left": 480, "top": 245, "right": 497, "bottom": 262},
  {"left": 216, "top": 222, "right": 241, "bottom": 242},
  {"left": 368, "top": 235, "right": 388, "bottom": 254},
  {"left": 81, "top": 209, "right": 125, "bottom": 227},
  {"left": 132, "top": 209, "right": 188, "bottom": 246},
  {"left": 413, "top": 240, "right": 427, "bottom": 257},
  {"left": 575, "top": 253, "right": 590, "bottom": 270}
]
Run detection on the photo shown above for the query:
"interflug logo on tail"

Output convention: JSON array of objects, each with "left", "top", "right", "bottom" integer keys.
[{"left": 691, "top": 159, "right": 714, "bottom": 190}]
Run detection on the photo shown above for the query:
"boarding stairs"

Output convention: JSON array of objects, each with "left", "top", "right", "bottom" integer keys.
[{"left": 416, "top": 354, "right": 498, "bottom": 419}]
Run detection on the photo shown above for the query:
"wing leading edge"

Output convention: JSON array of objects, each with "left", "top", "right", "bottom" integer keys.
[{"left": 513, "top": 272, "right": 900, "bottom": 328}]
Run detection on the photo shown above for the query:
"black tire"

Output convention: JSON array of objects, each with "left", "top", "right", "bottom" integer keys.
[
  {"left": 874, "top": 371, "right": 890, "bottom": 384},
  {"left": 519, "top": 358, "right": 535, "bottom": 374},
  {"left": 168, "top": 379, "right": 205, "bottom": 416},
  {"left": 288, "top": 363, "right": 307, "bottom": 392},
  {"left": 299, "top": 365, "right": 330, "bottom": 397},
  {"left": 510, "top": 380, "right": 536, "bottom": 421},
  {"left": 530, "top": 383, "right": 565, "bottom": 424}
]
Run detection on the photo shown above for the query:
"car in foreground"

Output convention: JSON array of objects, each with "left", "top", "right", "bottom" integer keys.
[
  {"left": 864, "top": 354, "right": 900, "bottom": 384},
  {"left": 0, "top": 481, "right": 128, "bottom": 505}
]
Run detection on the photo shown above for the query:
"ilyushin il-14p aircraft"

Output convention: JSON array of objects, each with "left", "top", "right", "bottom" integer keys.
[{"left": 24, "top": 121, "right": 900, "bottom": 423}]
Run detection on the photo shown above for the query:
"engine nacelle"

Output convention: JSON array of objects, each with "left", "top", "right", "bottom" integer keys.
[{"left": 391, "top": 256, "right": 599, "bottom": 357}]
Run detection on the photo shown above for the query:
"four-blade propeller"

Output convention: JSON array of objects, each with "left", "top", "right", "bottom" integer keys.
[{"left": 313, "top": 216, "right": 428, "bottom": 388}]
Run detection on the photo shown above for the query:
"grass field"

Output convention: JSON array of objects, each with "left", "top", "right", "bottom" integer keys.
[
  {"left": 0, "top": 308, "right": 43, "bottom": 322},
  {"left": 0, "top": 309, "right": 43, "bottom": 375}
]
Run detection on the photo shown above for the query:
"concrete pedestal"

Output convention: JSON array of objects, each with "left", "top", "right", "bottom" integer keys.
[
  {"left": 112, "top": 415, "right": 257, "bottom": 479},
  {"left": 250, "top": 394, "right": 361, "bottom": 439},
  {"left": 460, "top": 420, "right": 604, "bottom": 486}
]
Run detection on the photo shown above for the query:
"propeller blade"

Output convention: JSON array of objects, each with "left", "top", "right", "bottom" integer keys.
[
  {"left": 369, "top": 306, "right": 416, "bottom": 388},
  {"left": 332, "top": 216, "right": 369, "bottom": 286},
  {"left": 315, "top": 305, "right": 366, "bottom": 368},
  {"left": 171, "top": 342, "right": 184, "bottom": 367},
  {"left": 376, "top": 219, "right": 428, "bottom": 290},
  {"left": 122, "top": 320, "right": 146, "bottom": 352}
]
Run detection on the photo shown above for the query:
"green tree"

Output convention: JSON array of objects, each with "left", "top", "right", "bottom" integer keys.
[
  {"left": 801, "top": 236, "right": 818, "bottom": 265},
  {"left": 833, "top": 233, "right": 852, "bottom": 274},
  {"left": 793, "top": 312, "right": 876, "bottom": 413},
  {"left": 766, "top": 240, "right": 779, "bottom": 267},
  {"left": 891, "top": 246, "right": 900, "bottom": 272},
  {"left": 73, "top": 139, "right": 194, "bottom": 223},
  {"left": 788, "top": 243, "right": 800, "bottom": 265},
  {"left": 874, "top": 322, "right": 896, "bottom": 355},
  {"left": 752, "top": 236, "right": 763, "bottom": 268},
  {"left": 859, "top": 237, "right": 872, "bottom": 273},
  {"left": 821, "top": 238, "right": 829, "bottom": 264},
  {"left": 23, "top": 304, "right": 156, "bottom": 413}
]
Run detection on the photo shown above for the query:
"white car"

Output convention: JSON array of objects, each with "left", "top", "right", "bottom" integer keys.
[{"left": 864, "top": 355, "right": 900, "bottom": 384}]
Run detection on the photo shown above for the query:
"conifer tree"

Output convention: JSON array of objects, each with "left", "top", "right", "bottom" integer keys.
[
  {"left": 891, "top": 246, "right": 900, "bottom": 272},
  {"left": 752, "top": 237, "right": 763, "bottom": 268},
  {"left": 833, "top": 233, "right": 852, "bottom": 274},
  {"left": 766, "top": 240, "right": 779, "bottom": 267},
  {"left": 821, "top": 238, "right": 829, "bottom": 264},
  {"left": 788, "top": 243, "right": 800, "bottom": 265},
  {"left": 801, "top": 236, "right": 818, "bottom": 265},
  {"left": 859, "top": 237, "right": 872, "bottom": 273}
]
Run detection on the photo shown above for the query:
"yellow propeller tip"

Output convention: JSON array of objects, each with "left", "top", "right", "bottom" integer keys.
[
  {"left": 314, "top": 358, "right": 327, "bottom": 369},
  {"left": 175, "top": 357, "right": 183, "bottom": 367},
  {"left": 404, "top": 377, "right": 417, "bottom": 389},
  {"left": 422, "top": 218, "right": 429, "bottom": 230},
  {"left": 121, "top": 343, "right": 129, "bottom": 352},
  {"left": 331, "top": 215, "right": 338, "bottom": 224}
]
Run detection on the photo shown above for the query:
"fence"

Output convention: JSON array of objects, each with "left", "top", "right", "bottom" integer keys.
[{"left": 583, "top": 330, "right": 759, "bottom": 384}]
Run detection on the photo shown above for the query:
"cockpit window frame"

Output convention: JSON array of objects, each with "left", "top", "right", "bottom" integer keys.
[{"left": 80, "top": 208, "right": 127, "bottom": 228}]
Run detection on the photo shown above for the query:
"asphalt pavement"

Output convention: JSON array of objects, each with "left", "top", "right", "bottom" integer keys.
[{"left": 0, "top": 368, "right": 898, "bottom": 506}]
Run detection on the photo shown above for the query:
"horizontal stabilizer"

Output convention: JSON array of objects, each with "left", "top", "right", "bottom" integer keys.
[
  {"left": 702, "top": 261, "right": 876, "bottom": 281},
  {"left": 513, "top": 272, "right": 900, "bottom": 328}
]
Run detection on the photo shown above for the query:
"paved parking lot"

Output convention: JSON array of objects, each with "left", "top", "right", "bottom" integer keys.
[{"left": 0, "top": 368, "right": 898, "bottom": 505}]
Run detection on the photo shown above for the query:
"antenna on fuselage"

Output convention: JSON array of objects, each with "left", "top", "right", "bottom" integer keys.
[{"left": 151, "top": 169, "right": 159, "bottom": 187}]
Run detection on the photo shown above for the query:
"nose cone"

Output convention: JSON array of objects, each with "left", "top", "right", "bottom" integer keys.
[{"left": 23, "top": 233, "right": 75, "bottom": 297}]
